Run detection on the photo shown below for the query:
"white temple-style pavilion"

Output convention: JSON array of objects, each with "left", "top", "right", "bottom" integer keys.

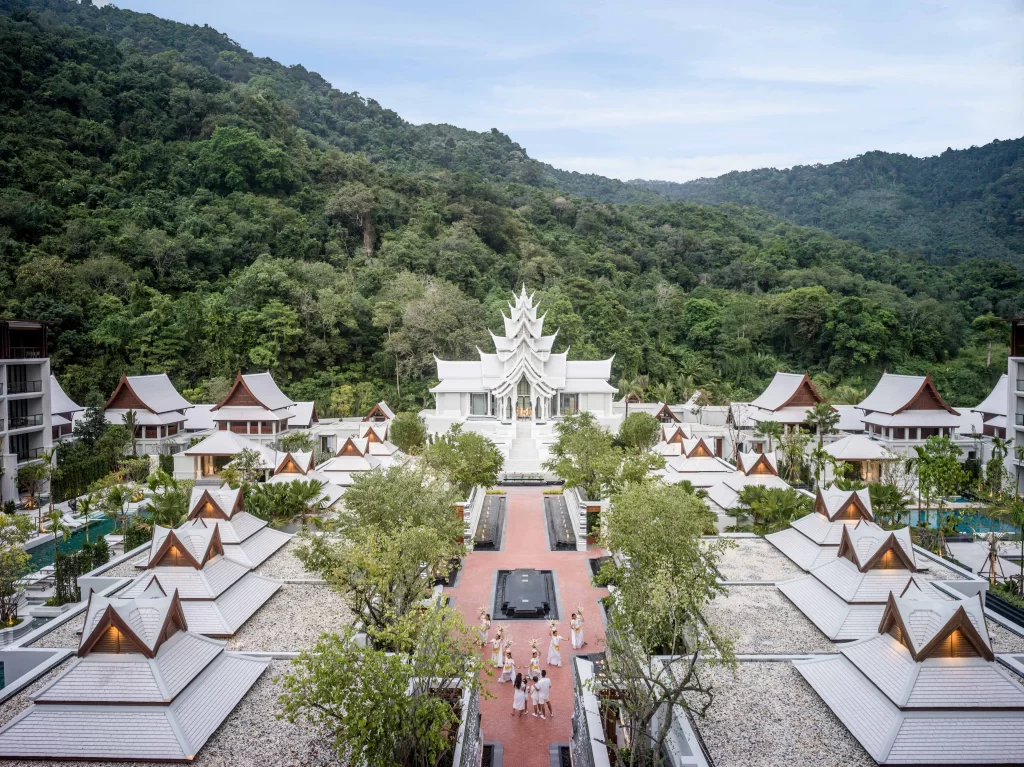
[
  {"left": 210, "top": 371, "right": 297, "bottom": 444},
  {"left": 746, "top": 371, "right": 830, "bottom": 426},
  {"left": 429, "top": 286, "right": 617, "bottom": 424},
  {"left": 0, "top": 587, "right": 269, "bottom": 761},
  {"left": 855, "top": 372, "right": 960, "bottom": 452},
  {"left": 795, "top": 587, "right": 1024, "bottom": 764},
  {"left": 104, "top": 373, "right": 193, "bottom": 454}
]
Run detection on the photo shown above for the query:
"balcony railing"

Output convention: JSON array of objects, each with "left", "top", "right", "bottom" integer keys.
[
  {"left": 7, "top": 380, "right": 41, "bottom": 394},
  {"left": 16, "top": 446, "right": 44, "bottom": 462},
  {"left": 8, "top": 346, "right": 45, "bottom": 359},
  {"left": 8, "top": 414, "right": 43, "bottom": 428}
]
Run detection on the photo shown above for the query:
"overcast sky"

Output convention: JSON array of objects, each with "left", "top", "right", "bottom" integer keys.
[{"left": 111, "top": 0, "right": 1024, "bottom": 182}]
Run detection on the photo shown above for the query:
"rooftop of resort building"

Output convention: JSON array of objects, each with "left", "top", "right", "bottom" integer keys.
[
  {"left": 824, "top": 433, "right": 894, "bottom": 461},
  {"left": 747, "top": 371, "right": 830, "bottom": 424},
  {"left": 794, "top": 588, "right": 1024, "bottom": 764},
  {"left": 856, "top": 372, "right": 960, "bottom": 428},
  {"left": 104, "top": 372, "right": 192, "bottom": 421},
  {"left": 49, "top": 374, "right": 81, "bottom": 416},
  {"left": 0, "top": 589, "right": 269, "bottom": 761}
]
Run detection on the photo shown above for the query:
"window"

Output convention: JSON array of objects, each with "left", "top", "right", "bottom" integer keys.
[
  {"left": 559, "top": 393, "right": 578, "bottom": 415},
  {"left": 893, "top": 428, "right": 905, "bottom": 439},
  {"left": 470, "top": 393, "right": 488, "bottom": 416}
]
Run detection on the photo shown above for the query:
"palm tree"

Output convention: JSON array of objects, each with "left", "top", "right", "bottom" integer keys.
[
  {"left": 869, "top": 483, "right": 908, "bottom": 529},
  {"left": 647, "top": 381, "right": 674, "bottom": 406},
  {"left": 804, "top": 402, "right": 839, "bottom": 446},
  {"left": 45, "top": 508, "right": 70, "bottom": 566},
  {"left": 755, "top": 420, "right": 784, "bottom": 452},
  {"left": 147, "top": 486, "right": 188, "bottom": 529},
  {"left": 289, "top": 479, "right": 327, "bottom": 528},
  {"left": 103, "top": 485, "right": 131, "bottom": 536},
  {"left": 77, "top": 493, "right": 96, "bottom": 543},
  {"left": 618, "top": 375, "right": 648, "bottom": 416},
  {"left": 988, "top": 436, "right": 1013, "bottom": 498},
  {"left": 1004, "top": 497, "right": 1024, "bottom": 596},
  {"left": 809, "top": 444, "right": 834, "bottom": 489},
  {"left": 122, "top": 409, "right": 138, "bottom": 457}
]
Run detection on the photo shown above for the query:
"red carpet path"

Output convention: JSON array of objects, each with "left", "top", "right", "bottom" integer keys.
[{"left": 445, "top": 487, "right": 608, "bottom": 767}]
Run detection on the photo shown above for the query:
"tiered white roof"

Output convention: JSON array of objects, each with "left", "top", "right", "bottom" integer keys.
[
  {"left": 824, "top": 434, "right": 894, "bottom": 461},
  {"left": 267, "top": 450, "right": 345, "bottom": 507},
  {"left": 747, "top": 371, "right": 829, "bottom": 425},
  {"left": 317, "top": 431, "right": 405, "bottom": 488},
  {"left": 794, "top": 589, "right": 1024, "bottom": 764},
  {"left": 973, "top": 373, "right": 1007, "bottom": 418},
  {"left": 856, "top": 372, "right": 960, "bottom": 428},
  {"left": 431, "top": 286, "right": 615, "bottom": 398},
  {"left": 0, "top": 590, "right": 269, "bottom": 761},
  {"left": 125, "top": 485, "right": 289, "bottom": 636},
  {"left": 104, "top": 373, "right": 192, "bottom": 426},
  {"left": 211, "top": 371, "right": 295, "bottom": 424}
]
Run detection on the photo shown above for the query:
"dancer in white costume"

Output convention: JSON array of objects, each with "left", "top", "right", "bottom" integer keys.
[
  {"left": 479, "top": 612, "right": 491, "bottom": 646},
  {"left": 500, "top": 651, "right": 515, "bottom": 683},
  {"left": 490, "top": 633, "right": 503, "bottom": 668},
  {"left": 547, "top": 625, "right": 564, "bottom": 667},
  {"left": 570, "top": 612, "right": 583, "bottom": 649}
]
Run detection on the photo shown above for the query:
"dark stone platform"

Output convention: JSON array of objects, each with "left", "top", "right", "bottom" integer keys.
[{"left": 494, "top": 569, "right": 559, "bottom": 620}]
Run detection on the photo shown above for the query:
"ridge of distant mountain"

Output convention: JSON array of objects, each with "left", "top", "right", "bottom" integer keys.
[{"left": 625, "top": 140, "right": 1024, "bottom": 265}]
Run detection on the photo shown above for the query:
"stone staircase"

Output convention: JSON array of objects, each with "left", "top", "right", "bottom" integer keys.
[{"left": 502, "top": 421, "right": 545, "bottom": 475}]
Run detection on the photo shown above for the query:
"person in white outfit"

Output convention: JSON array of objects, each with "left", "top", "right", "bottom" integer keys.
[
  {"left": 490, "top": 633, "right": 503, "bottom": 668},
  {"left": 479, "top": 613, "right": 491, "bottom": 646},
  {"left": 537, "top": 670, "right": 553, "bottom": 718},
  {"left": 500, "top": 651, "right": 515, "bottom": 683},
  {"left": 511, "top": 673, "right": 527, "bottom": 717},
  {"left": 570, "top": 612, "right": 582, "bottom": 649},
  {"left": 530, "top": 675, "right": 545, "bottom": 719},
  {"left": 547, "top": 626, "right": 564, "bottom": 667}
]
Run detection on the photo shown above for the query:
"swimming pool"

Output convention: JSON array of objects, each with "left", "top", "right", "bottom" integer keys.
[{"left": 26, "top": 517, "right": 119, "bottom": 572}]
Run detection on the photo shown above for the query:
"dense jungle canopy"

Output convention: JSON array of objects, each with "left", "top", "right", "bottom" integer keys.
[{"left": 0, "top": 0, "right": 1021, "bottom": 415}]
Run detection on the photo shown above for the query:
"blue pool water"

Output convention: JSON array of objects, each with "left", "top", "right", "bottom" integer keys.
[
  {"left": 893, "top": 510, "right": 1014, "bottom": 534},
  {"left": 27, "top": 518, "right": 119, "bottom": 572}
]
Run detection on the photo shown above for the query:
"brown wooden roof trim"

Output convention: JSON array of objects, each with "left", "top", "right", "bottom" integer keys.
[
  {"left": 210, "top": 371, "right": 269, "bottom": 412},
  {"left": 653, "top": 403, "right": 680, "bottom": 423},
  {"left": 816, "top": 489, "right": 873, "bottom": 522},
  {"left": 743, "top": 453, "right": 778, "bottom": 476},
  {"left": 879, "top": 593, "right": 993, "bottom": 661},
  {"left": 189, "top": 488, "right": 229, "bottom": 520},
  {"left": 147, "top": 525, "right": 223, "bottom": 570},
  {"left": 337, "top": 436, "right": 365, "bottom": 457},
  {"left": 838, "top": 524, "right": 916, "bottom": 573},
  {"left": 778, "top": 372, "right": 828, "bottom": 410},
  {"left": 363, "top": 402, "right": 391, "bottom": 421},
  {"left": 685, "top": 437, "right": 715, "bottom": 458},
  {"left": 275, "top": 451, "right": 310, "bottom": 475},
  {"left": 666, "top": 427, "right": 685, "bottom": 444},
  {"left": 104, "top": 374, "right": 151, "bottom": 413},
  {"left": 894, "top": 373, "right": 959, "bottom": 416},
  {"left": 78, "top": 590, "right": 189, "bottom": 659}
]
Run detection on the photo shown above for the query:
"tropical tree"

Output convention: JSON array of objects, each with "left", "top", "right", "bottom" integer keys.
[
  {"left": 869, "top": 483, "right": 908, "bottom": 528},
  {"left": 389, "top": 412, "right": 427, "bottom": 455},
  {"left": 647, "top": 381, "right": 674, "bottom": 406},
  {"left": 618, "top": 374, "right": 649, "bottom": 416},
  {"left": 986, "top": 436, "right": 1012, "bottom": 498},
  {"left": 290, "top": 479, "right": 328, "bottom": 527},
  {"left": 220, "top": 447, "right": 268, "bottom": 488},
  {"left": 809, "top": 443, "right": 835, "bottom": 489},
  {"left": 145, "top": 475, "right": 190, "bottom": 529},
  {"left": 617, "top": 412, "right": 661, "bottom": 452},
  {"left": 99, "top": 483, "right": 132, "bottom": 535},
  {"left": 597, "top": 481, "right": 734, "bottom": 766},
  {"left": 77, "top": 492, "right": 96, "bottom": 543},
  {"left": 278, "top": 606, "right": 482, "bottom": 767},
  {"left": 1000, "top": 497, "right": 1024, "bottom": 597},
  {"left": 804, "top": 402, "right": 839, "bottom": 446},
  {"left": 737, "top": 486, "right": 811, "bottom": 533},
  {"left": 0, "top": 511, "right": 33, "bottom": 626},
  {"left": 16, "top": 459, "right": 48, "bottom": 530},
  {"left": 297, "top": 465, "right": 463, "bottom": 640},
  {"left": 44, "top": 508, "right": 70, "bottom": 566},
  {"left": 779, "top": 428, "right": 810, "bottom": 484},
  {"left": 278, "top": 430, "right": 315, "bottom": 453},
  {"left": 122, "top": 409, "right": 138, "bottom": 457},
  {"left": 755, "top": 420, "right": 784, "bottom": 451},
  {"left": 914, "top": 436, "right": 969, "bottom": 549},
  {"left": 423, "top": 423, "right": 503, "bottom": 496}
]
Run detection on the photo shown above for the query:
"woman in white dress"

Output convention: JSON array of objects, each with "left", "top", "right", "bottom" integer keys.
[
  {"left": 500, "top": 651, "right": 515, "bottom": 683},
  {"left": 570, "top": 612, "right": 583, "bottom": 650},
  {"left": 479, "top": 613, "right": 491, "bottom": 646},
  {"left": 490, "top": 633, "right": 503, "bottom": 668},
  {"left": 529, "top": 648, "right": 540, "bottom": 678},
  {"left": 547, "top": 625, "right": 564, "bottom": 667},
  {"left": 511, "top": 673, "right": 526, "bottom": 717}
]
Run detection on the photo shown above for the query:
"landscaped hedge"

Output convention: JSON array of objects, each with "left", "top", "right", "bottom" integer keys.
[
  {"left": 124, "top": 523, "right": 153, "bottom": 553},
  {"left": 51, "top": 456, "right": 109, "bottom": 503},
  {"left": 53, "top": 538, "right": 110, "bottom": 605}
]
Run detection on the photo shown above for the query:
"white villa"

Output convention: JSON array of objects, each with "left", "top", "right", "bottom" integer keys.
[
  {"left": 210, "top": 372, "right": 297, "bottom": 445},
  {"left": 49, "top": 374, "right": 81, "bottom": 442},
  {"left": 855, "top": 372, "right": 961, "bottom": 455},
  {"left": 104, "top": 373, "right": 192, "bottom": 455},
  {"left": 747, "top": 371, "right": 831, "bottom": 427},
  {"left": 427, "top": 286, "right": 617, "bottom": 426}
]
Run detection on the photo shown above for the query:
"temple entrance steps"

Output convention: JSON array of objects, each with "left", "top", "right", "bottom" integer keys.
[{"left": 503, "top": 420, "right": 545, "bottom": 474}]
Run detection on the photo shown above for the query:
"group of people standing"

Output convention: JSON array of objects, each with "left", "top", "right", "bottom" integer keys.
[{"left": 478, "top": 608, "right": 587, "bottom": 720}]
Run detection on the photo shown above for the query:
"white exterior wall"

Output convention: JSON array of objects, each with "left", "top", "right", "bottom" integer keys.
[
  {"left": 1, "top": 358, "right": 53, "bottom": 503},
  {"left": 1010, "top": 356, "right": 1024, "bottom": 496}
]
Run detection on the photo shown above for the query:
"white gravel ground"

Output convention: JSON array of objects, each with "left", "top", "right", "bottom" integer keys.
[
  {"left": 27, "top": 614, "right": 84, "bottom": 649},
  {"left": 255, "top": 538, "right": 317, "bottom": 580},
  {"left": 97, "top": 551, "right": 148, "bottom": 578},
  {"left": 918, "top": 559, "right": 968, "bottom": 581},
  {"left": 0, "top": 660, "right": 344, "bottom": 767},
  {"left": 710, "top": 538, "right": 803, "bottom": 582},
  {"left": 227, "top": 583, "right": 354, "bottom": 651},
  {"left": 693, "top": 662, "right": 875, "bottom": 767},
  {"left": 704, "top": 586, "right": 835, "bottom": 654},
  {"left": 989, "top": 620, "right": 1024, "bottom": 653}
]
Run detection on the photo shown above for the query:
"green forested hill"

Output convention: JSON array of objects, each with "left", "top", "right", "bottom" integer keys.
[
  {"left": 629, "top": 141, "right": 1024, "bottom": 265},
  {"left": 0, "top": 0, "right": 1019, "bottom": 415}
]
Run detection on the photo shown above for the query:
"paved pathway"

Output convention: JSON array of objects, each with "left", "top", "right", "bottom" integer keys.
[{"left": 446, "top": 486, "right": 608, "bottom": 767}]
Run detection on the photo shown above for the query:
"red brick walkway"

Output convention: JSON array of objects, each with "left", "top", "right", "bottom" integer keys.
[{"left": 446, "top": 487, "right": 608, "bottom": 767}]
